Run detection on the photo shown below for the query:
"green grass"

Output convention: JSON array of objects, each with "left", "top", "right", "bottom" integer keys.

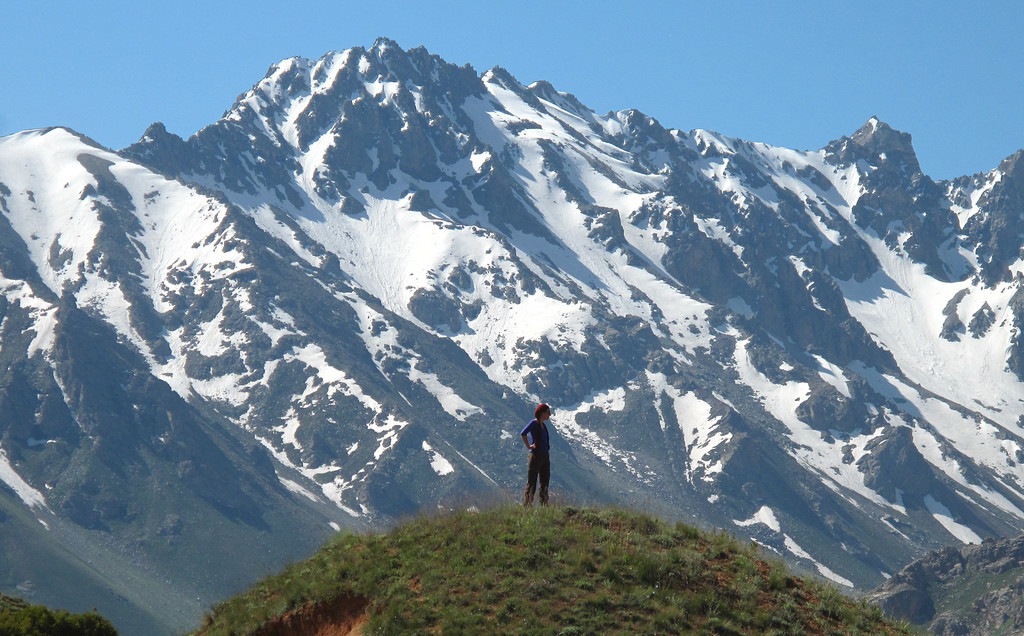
[{"left": 194, "top": 505, "right": 913, "bottom": 635}]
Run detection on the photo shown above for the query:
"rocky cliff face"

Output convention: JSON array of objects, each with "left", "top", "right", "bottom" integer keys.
[
  {"left": 869, "top": 534, "right": 1024, "bottom": 634},
  {"left": 3, "top": 38, "right": 1024, "bottom": 633}
]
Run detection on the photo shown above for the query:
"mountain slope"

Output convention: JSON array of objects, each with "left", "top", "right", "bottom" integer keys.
[
  {"left": 868, "top": 533, "right": 1024, "bottom": 635},
  {"left": 0, "top": 129, "right": 368, "bottom": 633},
  {"left": 2, "top": 37, "right": 1024, "bottom": 633}
]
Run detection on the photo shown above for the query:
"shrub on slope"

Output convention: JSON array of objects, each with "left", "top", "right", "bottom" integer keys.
[{"left": 0, "top": 596, "right": 118, "bottom": 635}]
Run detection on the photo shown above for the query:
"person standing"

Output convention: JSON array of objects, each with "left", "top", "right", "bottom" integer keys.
[{"left": 521, "top": 403, "right": 552, "bottom": 506}]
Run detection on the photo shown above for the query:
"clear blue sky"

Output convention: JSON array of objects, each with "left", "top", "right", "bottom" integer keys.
[{"left": 3, "top": 0, "right": 1022, "bottom": 180}]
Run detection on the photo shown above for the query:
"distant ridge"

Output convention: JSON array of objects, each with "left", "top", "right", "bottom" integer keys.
[{"left": 869, "top": 533, "right": 1024, "bottom": 634}]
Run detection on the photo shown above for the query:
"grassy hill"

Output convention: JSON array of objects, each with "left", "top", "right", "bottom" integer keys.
[{"left": 193, "top": 505, "right": 912, "bottom": 635}]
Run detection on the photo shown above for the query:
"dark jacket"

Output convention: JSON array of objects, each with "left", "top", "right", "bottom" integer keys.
[{"left": 520, "top": 419, "right": 550, "bottom": 454}]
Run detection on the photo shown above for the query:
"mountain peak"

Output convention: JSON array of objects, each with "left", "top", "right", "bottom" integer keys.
[
  {"left": 823, "top": 116, "right": 921, "bottom": 175},
  {"left": 997, "top": 148, "right": 1024, "bottom": 175},
  {"left": 483, "top": 65, "right": 521, "bottom": 87},
  {"left": 366, "top": 36, "right": 423, "bottom": 71},
  {"left": 11, "top": 40, "right": 1024, "bottom": 636},
  {"left": 850, "top": 116, "right": 915, "bottom": 155},
  {"left": 370, "top": 36, "right": 402, "bottom": 54}
]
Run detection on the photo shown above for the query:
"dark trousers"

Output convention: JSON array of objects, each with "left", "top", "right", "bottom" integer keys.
[{"left": 523, "top": 452, "right": 550, "bottom": 506}]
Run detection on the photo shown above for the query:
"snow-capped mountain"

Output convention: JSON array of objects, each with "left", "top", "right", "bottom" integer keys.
[{"left": 3, "top": 37, "right": 1024, "bottom": 632}]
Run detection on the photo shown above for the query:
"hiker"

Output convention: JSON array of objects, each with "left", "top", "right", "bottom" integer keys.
[{"left": 521, "top": 403, "right": 552, "bottom": 506}]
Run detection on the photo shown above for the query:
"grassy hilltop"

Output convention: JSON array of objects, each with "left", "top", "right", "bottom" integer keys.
[{"left": 192, "top": 505, "right": 911, "bottom": 635}]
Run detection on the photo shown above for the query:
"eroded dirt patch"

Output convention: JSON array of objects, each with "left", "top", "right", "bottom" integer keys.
[{"left": 253, "top": 594, "right": 370, "bottom": 636}]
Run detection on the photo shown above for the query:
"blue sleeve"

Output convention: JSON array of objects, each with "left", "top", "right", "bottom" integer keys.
[{"left": 520, "top": 420, "right": 535, "bottom": 438}]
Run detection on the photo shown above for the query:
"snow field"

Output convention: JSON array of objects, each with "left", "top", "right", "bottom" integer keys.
[{"left": 733, "top": 504, "right": 853, "bottom": 587}]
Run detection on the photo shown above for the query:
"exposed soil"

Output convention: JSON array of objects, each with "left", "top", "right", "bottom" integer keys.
[{"left": 253, "top": 595, "right": 370, "bottom": 636}]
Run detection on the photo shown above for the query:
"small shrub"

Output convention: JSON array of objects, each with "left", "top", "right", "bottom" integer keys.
[
  {"left": 683, "top": 589, "right": 720, "bottom": 617},
  {"left": 496, "top": 599, "right": 518, "bottom": 622},
  {"left": 580, "top": 511, "right": 609, "bottom": 528},
  {"left": 705, "top": 616, "right": 745, "bottom": 635},
  {"left": 578, "top": 554, "right": 598, "bottom": 574},
  {"left": 817, "top": 584, "right": 844, "bottom": 620},
  {"left": 599, "top": 560, "right": 622, "bottom": 584},
  {"left": 771, "top": 597, "right": 804, "bottom": 628},
  {"left": 654, "top": 607, "right": 690, "bottom": 632},
  {"left": 574, "top": 578, "right": 595, "bottom": 591},
  {"left": 585, "top": 592, "right": 614, "bottom": 612},
  {"left": 676, "top": 549, "right": 707, "bottom": 585},
  {"left": 674, "top": 521, "right": 703, "bottom": 543},
  {"left": 635, "top": 553, "right": 668, "bottom": 588},
  {"left": 733, "top": 576, "right": 761, "bottom": 606},
  {"left": 766, "top": 560, "right": 792, "bottom": 591},
  {"left": 622, "top": 587, "right": 655, "bottom": 609},
  {"left": 709, "top": 531, "right": 741, "bottom": 558},
  {"left": 526, "top": 579, "right": 554, "bottom": 601},
  {"left": 631, "top": 513, "right": 660, "bottom": 536}
]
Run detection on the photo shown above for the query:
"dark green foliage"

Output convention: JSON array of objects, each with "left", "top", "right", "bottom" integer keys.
[
  {"left": 0, "top": 603, "right": 118, "bottom": 636},
  {"left": 194, "top": 505, "right": 910, "bottom": 635}
]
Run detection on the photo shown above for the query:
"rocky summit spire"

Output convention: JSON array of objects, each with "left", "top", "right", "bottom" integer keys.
[
  {"left": 825, "top": 116, "right": 922, "bottom": 175},
  {"left": 850, "top": 116, "right": 917, "bottom": 160}
]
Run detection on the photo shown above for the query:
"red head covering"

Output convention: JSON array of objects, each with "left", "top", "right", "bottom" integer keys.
[{"left": 535, "top": 403, "right": 550, "bottom": 418}]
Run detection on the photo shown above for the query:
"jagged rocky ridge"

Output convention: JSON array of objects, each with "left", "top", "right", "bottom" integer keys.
[
  {"left": 2, "top": 37, "right": 1024, "bottom": 633},
  {"left": 868, "top": 533, "right": 1024, "bottom": 634}
]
